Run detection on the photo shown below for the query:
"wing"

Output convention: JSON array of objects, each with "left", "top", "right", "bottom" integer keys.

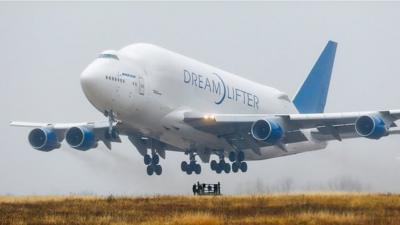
[
  {"left": 279, "top": 110, "right": 400, "bottom": 141},
  {"left": 10, "top": 121, "right": 109, "bottom": 129},
  {"left": 10, "top": 120, "right": 181, "bottom": 155},
  {"left": 184, "top": 110, "right": 400, "bottom": 151}
]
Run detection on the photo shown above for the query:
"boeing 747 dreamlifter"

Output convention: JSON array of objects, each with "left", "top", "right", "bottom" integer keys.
[{"left": 11, "top": 41, "right": 400, "bottom": 175}]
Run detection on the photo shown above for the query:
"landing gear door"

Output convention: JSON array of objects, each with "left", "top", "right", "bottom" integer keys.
[{"left": 139, "top": 75, "right": 145, "bottom": 95}]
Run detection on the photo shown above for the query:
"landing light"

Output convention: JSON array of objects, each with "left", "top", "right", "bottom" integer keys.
[{"left": 203, "top": 114, "right": 215, "bottom": 121}]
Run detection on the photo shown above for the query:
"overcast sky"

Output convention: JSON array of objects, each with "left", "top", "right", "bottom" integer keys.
[{"left": 1, "top": 2, "right": 400, "bottom": 195}]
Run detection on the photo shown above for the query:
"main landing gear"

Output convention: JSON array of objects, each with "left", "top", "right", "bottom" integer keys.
[
  {"left": 210, "top": 151, "right": 247, "bottom": 174},
  {"left": 181, "top": 151, "right": 201, "bottom": 175},
  {"left": 228, "top": 151, "right": 247, "bottom": 173},
  {"left": 210, "top": 157, "right": 230, "bottom": 174},
  {"left": 144, "top": 151, "right": 162, "bottom": 176}
]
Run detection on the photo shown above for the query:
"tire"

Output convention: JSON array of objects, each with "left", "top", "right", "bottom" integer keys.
[
  {"left": 194, "top": 164, "right": 201, "bottom": 175},
  {"left": 232, "top": 162, "right": 239, "bottom": 173},
  {"left": 228, "top": 152, "right": 236, "bottom": 162},
  {"left": 144, "top": 154, "right": 152, "bottom": 165},
  {"left": 181, "top": 161, "right": 188, "bottom": 172},
  {"left": 224, "top": 163, "right": 231, "bottom": 173},
  {"left": 215, "top": 163, "right": 224, "bottom": 174},
  {"left": 152, "top": 154, "right": 160, "bottom": 165},
  {"left": 240, "top": 161, "right": 248, "bottom": 172},
  {"left": 210, "top": 160, "right": 218, "bottom": 171},
  {"left": 238, "top": 151, "right": 245, "bottom": 162},
  {"left": 186, "top": 167, "right": 193, "bottom": 175},
  {"left": 146, "top": 165, "right": 154, "bottom": 176},
  {"left": 219, "top": 160, "right": 225, "bottom": 169},
  {"left": 155, "top": 165, "right": 162, "bottom": 175}
]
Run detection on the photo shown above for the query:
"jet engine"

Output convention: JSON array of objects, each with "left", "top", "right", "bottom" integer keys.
[
  {"left": 65, "top": 126, "right": 97, "bottom": 151},
  {"left": 355, "top": 115, "right": 388, "bottom": 139},
  {"left": 28, "top": 128, "right": 60, "bottom": 151},
  {"left": 251, "top": 119, "right": 284, "bottom": 143}
]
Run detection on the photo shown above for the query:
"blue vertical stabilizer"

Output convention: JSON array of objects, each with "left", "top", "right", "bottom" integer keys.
[{"left": 293, "top": 41, "right": 337, "bottom": 114}]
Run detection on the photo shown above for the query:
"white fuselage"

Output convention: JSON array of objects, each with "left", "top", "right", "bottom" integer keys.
[{"left": 80, "top": 43, "right": 326, "bottom": 161}]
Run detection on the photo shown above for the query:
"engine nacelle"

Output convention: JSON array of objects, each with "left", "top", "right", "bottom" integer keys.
[
  {"left": 28, "top": 128, "right": 60, "bottom": 151},
  {"left": 251, "top": 119, "right": 284, "bottom": 143},
  {"left": 65, "top": 126, "right": 97, "bottom": 151},
  {"left": 355, "top": 115, "right": 388, "bottom": 139}
]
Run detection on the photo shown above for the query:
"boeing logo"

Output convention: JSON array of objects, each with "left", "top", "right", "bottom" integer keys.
[{"left": 183, "top": 70, "right": 259, "bottom": 109}]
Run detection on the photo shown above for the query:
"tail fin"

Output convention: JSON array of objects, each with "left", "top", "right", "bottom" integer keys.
[{"left": 293, "top": 40, "right": 337, "bottom": 114}]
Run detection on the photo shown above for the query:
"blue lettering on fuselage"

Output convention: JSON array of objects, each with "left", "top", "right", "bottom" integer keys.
[{"left": 183, "top": 69, "right": 259, "bottom": 109}]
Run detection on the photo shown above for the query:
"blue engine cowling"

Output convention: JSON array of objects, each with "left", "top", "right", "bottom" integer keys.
[
  {"left": 251, "top": 119, "right": 284, "bottom": 144},
  {"left": 28, "top": 128, "right": 60, "bottom": 151},
  {"left": 65, "top": 126, "right": 97, "bottom": 151},
  {"left": 355, "top": 115, "right": 388, "bottom": 139}
]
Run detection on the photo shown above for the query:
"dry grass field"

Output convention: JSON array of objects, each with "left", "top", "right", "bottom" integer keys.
[{"left": 0, "top": 193, "right": 399, "bottom": 225}]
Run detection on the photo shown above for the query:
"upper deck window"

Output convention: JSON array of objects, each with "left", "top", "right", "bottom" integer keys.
[{"left": 98, "top": 50, "right": 119, "bottom": 60}]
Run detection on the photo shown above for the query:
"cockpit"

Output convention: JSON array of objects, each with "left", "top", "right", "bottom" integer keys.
[{"left": 97, "top": 50, "right": 119, "bottom": 60}]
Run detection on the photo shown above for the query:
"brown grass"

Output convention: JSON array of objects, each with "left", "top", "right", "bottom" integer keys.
[{"left": 0, "top": 193, "right": 399, "bottom": 225}]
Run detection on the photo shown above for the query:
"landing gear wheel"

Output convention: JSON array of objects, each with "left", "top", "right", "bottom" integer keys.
[
  {"left": 186, "top": 166, "right": 193, "bottom": 175},
  {"left": 218, "top": 160, "right": 226, "bottom": 169},
  {"left": 155, "top": 165, "right": 162, "bottom": 175},
  {"left": 232, "top": 162, "right": 239, "bottom": 173},
  {"left": 194, "top": 164, "right": 201, "bottom": 175},
  {"left": 224, "top": 163, "right": 231, "bottom": 173},
  {"left": 144, "top": 154, "right": 152, "bottom": 165},
  {"left": 228, "top": 152, "right": 236, "bottom": 162},
  {"left": 215, "top": 165, "right": 222, "bottom": 174},
  {"left": 146, "top": 165, "right": 154, "bottom": 176},
  {"left": 238, "top": 151, "right": 245, "bottom": 162},
  {"left": 210, "top": 160, "right": 218, "bottom": 171},
  {"left": 240, "top": 161, "right": 248, "bottom": 172},
  {"left": 181, "top": 161, "right": 188, "bottom": 172},
  {"left": 152, "top": 154, "right": 160, "bottom": 165}
]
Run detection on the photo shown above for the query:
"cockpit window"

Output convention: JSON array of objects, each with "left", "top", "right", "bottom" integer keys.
[{"left": 98, "top": 53, "right": 119, "bottom": 60}]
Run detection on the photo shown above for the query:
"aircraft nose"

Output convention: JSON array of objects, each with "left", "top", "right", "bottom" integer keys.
[{"left": 80, "top": 63, "right": 102, "bottom": 104}]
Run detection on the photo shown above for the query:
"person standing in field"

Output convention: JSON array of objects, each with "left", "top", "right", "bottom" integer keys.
[{"left": 192, "top": 183, "right": 197, "bottom": 195}]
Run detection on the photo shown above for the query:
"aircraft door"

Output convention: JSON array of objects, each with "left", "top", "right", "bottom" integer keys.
[{"left": 139, "top": 75, "right": 145, "bottom": 95}]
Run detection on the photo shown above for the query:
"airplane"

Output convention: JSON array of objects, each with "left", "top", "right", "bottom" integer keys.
[{"left": 10, "top": 41, "right": 400, "bottom": 176}]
